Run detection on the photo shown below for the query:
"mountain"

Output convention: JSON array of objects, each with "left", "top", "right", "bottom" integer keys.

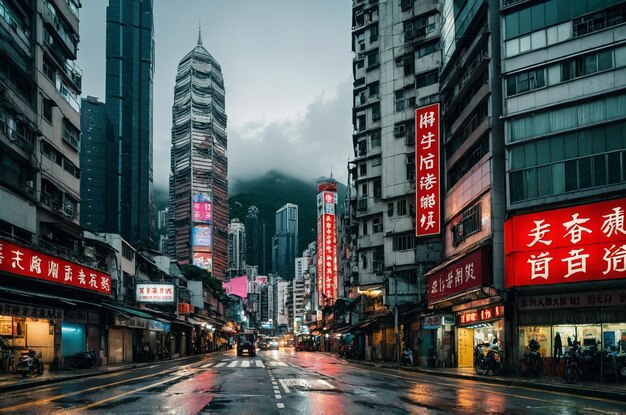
[{"left": 229, "top": 170, "right": 347, "bottom": 275}]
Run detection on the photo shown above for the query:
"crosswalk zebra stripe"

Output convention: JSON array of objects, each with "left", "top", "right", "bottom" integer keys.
[
  {"left": 214, "top": 362, "right": 226, "bottom": 368},
  {"left": 227, "top": 361, "right": 238, "bottom": 368},
  {"left": 200, "top": 363, "right": 213, "bottom": 368},
  {"left": 241, "top": 361, "right": 250, "bottom": 368},
  {"left": 255, "top": 360, "right": 265, "bottom": 368}
]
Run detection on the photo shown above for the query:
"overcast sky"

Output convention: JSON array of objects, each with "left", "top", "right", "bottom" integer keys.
[{"left": 77, "top": 0, "right": 353, "bottom": 192}]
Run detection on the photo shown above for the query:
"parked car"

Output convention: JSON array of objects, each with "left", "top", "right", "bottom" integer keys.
[{"left": 258, "top": 338, "right": 269, "bottom": 350}]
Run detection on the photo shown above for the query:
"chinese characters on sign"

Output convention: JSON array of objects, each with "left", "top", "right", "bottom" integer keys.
[
  {"left": 317, "top": 185, "right": 338, "bottom": 305},
  {"left": 415, "top": 103, "right": 441, "bottom": 236},
  {"left": 0, "top": 239, "right": 112, "bottom": 295},
  {"left": 427, "top": 248, "right": 487, "bottom": 305},
  {"left": 518, "top": 290, "right": 626, "bottom": 310},
  {"left": 136, "top": 283, "right": 175, "bottom": 303},
  {"left": 504, "top": 198, "right": 626, "bottom": 288},
  {"left": 459, "top": 305, "right": 504, "bottom": 326},
  {"left": 0, "top": 302, "right": 64, "bottom": 320},
  {"left": 192, "top": 192, "right": 213, "bottom": 223}
]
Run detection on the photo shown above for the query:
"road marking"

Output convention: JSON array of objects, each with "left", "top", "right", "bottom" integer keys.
[
  {"left": 268, "top": 361, "right": 287, "bottom": 367},
  {"left": 215, "top": 362, "right": 226, "bottom": 368},
  {"left": 255, "top": 360, "right": 265, "bottom": 367},
  {"left": 277, "top": 403, "right": 285, "bottom": 409},
  {"left": 242, "top": 361, "right": 250, "bottom": 368},
  {"left": 280, "top": 378, "right": 334, "bottom": 391},
  {"left": 201, "top": 363, "right": 213, "bottom": 368},
  {"left": 279, "top": 379, "right": 291, "bottom": 394},
  {"left": 227, "top": 361, "right": 238, "bottom": 368},
  {"left": 275, "top": 394, "right": 281, "bottom": 399}
]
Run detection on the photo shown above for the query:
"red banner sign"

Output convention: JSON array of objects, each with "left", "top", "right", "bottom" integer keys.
[
  {"left": 0, "top": 239, "right": 112, "bottom": 295},
  {"left": 459, "top": 305, "right": 504, "bottom": 326},
  {"left": 415, "top": 103, "right": 441, "bottom": 236},
  {"left": 178, "top": 303, "right": 191, "bottom": 315},
  {"left": 427, "top": 248, "right": 488, "bottom": 305},
  {"left": 505, "top": 198, "right": 626, "bottom": 288},
  {"left": 317, "top": 189, "right": 337, "bottom": 304}
]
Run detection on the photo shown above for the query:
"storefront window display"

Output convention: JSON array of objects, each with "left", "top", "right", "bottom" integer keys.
[
  {"left": 457, "top": 305, "right": 505, "bottom": 368},
  {"left": 61, "top": 323, "right": 85, "bottom": 357},
  {"left": 518, "top": 323, "right": 626, "bottom": 359}
]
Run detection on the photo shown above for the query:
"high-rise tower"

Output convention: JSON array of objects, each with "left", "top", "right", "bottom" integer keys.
[
  {"left": 169, "top": 31, "right": 228, "bottom": 280},
  {"left": 100, "top": 0, "right": 155, "bottom": 245},
  {"left": 272, "top": 203, "right": 299, "bottom": 279}
]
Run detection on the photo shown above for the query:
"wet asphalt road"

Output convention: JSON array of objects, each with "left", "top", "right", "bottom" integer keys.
[{"left": 0, "top": 348, "right": 625, "bottom": 414}]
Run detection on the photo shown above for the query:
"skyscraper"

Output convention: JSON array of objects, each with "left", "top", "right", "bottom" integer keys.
[
  {"left": 245, "top": 205, "right": 262, "bottom": 270},
  {"left": 169, "top": 31, "right": 228, "bottom": 280},
  {"left": 228, "top": 218, "right": 246, "bottom": 276},
  {"left": 272, "top": 203, "right": 298, "bottom": 279},
  {"left": 103, "top": 0, "right": 155, "bottom": 245}
]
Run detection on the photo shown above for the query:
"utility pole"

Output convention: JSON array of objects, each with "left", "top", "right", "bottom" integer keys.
[{"left": 394, "top": 270, "right": 400, "bottom": 364}]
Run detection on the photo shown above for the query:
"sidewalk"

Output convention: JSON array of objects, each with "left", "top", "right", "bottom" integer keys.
[
  {"left": 349, "top": 357, "right": 626, "bottom": 402},
  {"left": 0, "top": 354, "right": 204, "bottom": 394}
]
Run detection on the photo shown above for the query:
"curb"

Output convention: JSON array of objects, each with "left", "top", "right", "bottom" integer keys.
[{"left": 350, "top": 360, "right": 626, "bottom": 402}]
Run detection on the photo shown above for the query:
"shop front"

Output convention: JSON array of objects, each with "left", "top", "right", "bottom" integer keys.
[
  {"left": 505, "top": 197, "right": 626, "bottom": 371},
  {"left": 425, "top": 246, "right": 498, "bottom": 368},
  {"left": 456, "top": 304, "right": 504, "bottom": 367}
]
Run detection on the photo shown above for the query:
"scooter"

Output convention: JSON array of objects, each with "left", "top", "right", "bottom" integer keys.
[
  {"left": 74, "top": 349, "right": 97, "bottom": 368},
  {"left": 401, "top": 348, "right": 414, "bottom": 366},
  {"left": 16, "top": 350, "right": 44, "bottom": 377}
]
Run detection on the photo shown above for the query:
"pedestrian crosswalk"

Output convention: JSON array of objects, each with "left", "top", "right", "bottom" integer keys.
[{"left": 199, "top": 360, "right": 291, "bottom": 369}]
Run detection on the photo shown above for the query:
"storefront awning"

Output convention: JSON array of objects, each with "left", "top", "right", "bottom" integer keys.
[
  {"left": 0, "top": 285, "right": 80, "bottom": 307},
  {"left": 100, "top": 303, "right": 153, "bottom": 319}
]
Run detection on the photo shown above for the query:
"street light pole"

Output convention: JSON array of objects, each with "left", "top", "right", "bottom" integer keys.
[{"left": 394, "top": 274, "right": 400, "bottom": 364}]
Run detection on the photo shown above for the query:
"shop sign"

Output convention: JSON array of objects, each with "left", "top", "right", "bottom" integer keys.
[
  {"left": 459, "top": 305, "right": 504, "bottom": 326},
  {"left": 149, "top": 320, "right": 170, "bottom": 332},
  {"left": 427, "top": 248, "right": 488, "bottom": 305},
  {"left": 423, "top": 314, "right": 454, "bottom": 329},
  {"left": 136, "top": 283, "right": 175, "bottom": 303},
  {"left": 415, "top": 103, "right": 441, "bottom": 236},
  {"left": 0, "top": 239, "right": 112, "bottom": 295},
  {"left": 519, "top": 289, "right": 626, "bottom": 311},
  {"left": 0, "top": 302, "right": 63, "bottom": 320},
  {"left": 505, "top": 198, "right": 626, "bottom": 288},
  {"left": 178, "top": 302, "right": 191, "bottom": 315},
  {"left": 128, "top": 317, "right": 149, "bottom": 329},
  {"left": 317, "top": 188, "right": 338, "bottom": 304}
]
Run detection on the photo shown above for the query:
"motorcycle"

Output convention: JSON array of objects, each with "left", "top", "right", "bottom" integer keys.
[
  {"left": 74, "top": 349, "right": 97, "bottom": 369},
  {"left": 401, "top": 348, "right": 414, "bottom": 366},
  {"left": 474, "top": 342, "right": 503, "bottom": 375},
  {"left": 16, "top": 350, "right": 44, "bottom": 377}
]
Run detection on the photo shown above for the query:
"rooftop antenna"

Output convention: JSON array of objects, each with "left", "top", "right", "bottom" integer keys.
[{"left": 197, "top": 20, "right": 203, "bottom": 46}]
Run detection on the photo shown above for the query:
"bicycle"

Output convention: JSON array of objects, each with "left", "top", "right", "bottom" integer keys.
[{"left": 518, "top": 339, "right": 546, "bottom": 376}]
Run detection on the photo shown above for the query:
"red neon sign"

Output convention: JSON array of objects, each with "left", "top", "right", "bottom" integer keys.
[
  {"left": 459, "top": 305, "right": 504, "bottom": 326},
  {"left": 415, "top": 103, "right": 441, "bottom": 236},
  {"left": 505, "top": 197, "right": 626, "bottom": 288},
  {"left": 0, "top": 239, "right": 112, "bottom": 295}
]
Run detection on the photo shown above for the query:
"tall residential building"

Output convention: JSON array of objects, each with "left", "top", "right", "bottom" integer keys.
[
  {"left": 228, "top": 218, "right": 246, "bottom": 275},
  {"left": 0, "top": 0, "right": 83, "bottom": 253},
  {"left": 272, "top": 203, "right": 299, "bottom": 279},
  {"left": 103, "top": 0, "right": 155, "bottom": 245},
  {"left": 349, "top": 1, "right": 443, "bottom": 317},
  {"left": 168, "top": 31, "right": 228, "bottom": 280},
  {"left": 80, "top": 96, "right": 107, "bottom": 232}
]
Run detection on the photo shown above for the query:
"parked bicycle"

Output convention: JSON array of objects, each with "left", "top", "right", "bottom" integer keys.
[
  {"left": 518, "top": 339, "right": 546, "bottom": 376},
  {"left": 474, "top": 341, "right": 504, "bottom": 375}
]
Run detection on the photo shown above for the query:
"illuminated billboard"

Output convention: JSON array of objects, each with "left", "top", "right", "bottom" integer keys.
[
  {"left": 415, "top": 103, "right": 441, "bottom": 236},
  {"left": 192, "top": 226, "right": 212, "bottom": 250},
  {"left": 136, "top": 283, "right": 175, "bottom": 303},
  {"left": 505, "top": 197, "right": 626, "bottom": 288},
  {"left": 193, "top": 251, "right": 212, "bottom": 272},
  {"left": 317, "top": 186, "right": 337, "bottom": 305},
  {"left": 192, "top": 192, "right": 213, "bottom": 223}
]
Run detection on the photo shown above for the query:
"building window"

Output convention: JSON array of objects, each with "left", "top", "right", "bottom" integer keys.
[
  {"left": 448, "top": 136, "right": 489, "bottom": 189},
  {"left": 416, "top": 70, "right": 438, "bottom": 89},
  {"left": 507, "top": 69, "right": 545, "bottom": 95},
  {"left": 362, "top": 220, "right": 368, "bottom": 236},
  {"left": 122, "top": 242, "right": 134, "bottom": 261},
  {"left": 396, "top": 54, "right": 414, "bottom": 76},
  {"left": 372, "top": 156, "right": 381, "bottom": 167},
  {"left": 368, "top": 82, "right": 379, "bottom": 97},
  {"left": 395, "top": 90, "right": 405, "bottom": 112},
  {"left": 358, "top": 140, "right": 367, "bottom": 156},
  {"left": 451, "top": 203, "right": 481, "bottom": 247},
  {"left": 373, "top": 217, "right": 382, "bottom": 233},
  {"left": 359, "top": 163, "right": 367, "bottom": 177},
  {"left": 372, "top": 103, "right": 381, "bottom": 121},
  {"left": 43, "top": 58, "right": 55, "bottom": 83},
  {"left": 371, "top": 132, "right": 381, "bottom": 148},
  {"left": 43, "top": 98, "right": 53, "bottom": 122},
  {"left": 387, "top": 202, "right": 394, "bottom": 217},
  {"left": 418, "top": 40, "right": 439, "bottom": 58},
  {"left": 370, "top": 24, "right": 379, "bottom": 41},
  {"left": 561, "top": 49, "right": 614, "bottom": 81},
  {"left": 373, "top": 178, "right": 381, "bottom": 199},
  {"left": 373, "top": 247, "right": 384, "bottom": 274},
  {"left": 361, "top": 183, "right": 368, "bottom": 197},
  {"left": 393, "top": 233, "right": 415, "bottom": 251},
  {"left": 63, "top": 118, "right": 80, "bottom": 149},
  {"left": 367, "top": 52, "right": 379, "bottom": 67},
  {"left": 397, "top": 199, "right": 407, "bottom": 215}
]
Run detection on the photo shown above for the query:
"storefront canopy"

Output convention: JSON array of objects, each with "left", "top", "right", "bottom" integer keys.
[{"left": 100, "top": 303, "right": 153, "bottom": 319}]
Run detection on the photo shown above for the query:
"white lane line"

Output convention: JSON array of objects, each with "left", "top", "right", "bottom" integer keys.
[
  {"left": 276, "top": 362, "right": 287, "bottom": 366},
  {"left": 227, "top": 361, "right": 238, "bottom": 368},
  {"left": 275, "top": 394, "right": 281, "bottom": 399},
  {"left": 277, "top": 403, "right": 285, "bottom": 409},
  {"left": 200, "top": 363, "right": 213, "bottom": 368},
  {"left": 255, "top": 360, "right": 265, "bottom": 368},
  {"left": 214, "top": 362, "right": 226, "bottom": 368},
  {"left": 279, "top": 379, "right": 291, "bottom": 394},
  {"left": 241, "top": 361, "right": 250, "bottom": 368}
]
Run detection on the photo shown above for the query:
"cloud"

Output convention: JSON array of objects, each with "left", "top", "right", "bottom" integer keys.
[{"left": 228, "top": 79, "right": 353, "bottom": 186}]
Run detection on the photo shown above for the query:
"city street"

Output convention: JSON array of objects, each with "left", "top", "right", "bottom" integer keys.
[{"left": 0, "top": 350, "right": 624, "bottom": 415}]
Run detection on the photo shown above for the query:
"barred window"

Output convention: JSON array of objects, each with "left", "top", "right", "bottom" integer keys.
[{"left": 451, "top": 203, "right": 481, "bottom": 247}]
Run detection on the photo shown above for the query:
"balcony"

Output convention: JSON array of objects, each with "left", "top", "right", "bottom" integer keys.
[{"left": 42, "top": 0, "right": 78, "bottom": 59}]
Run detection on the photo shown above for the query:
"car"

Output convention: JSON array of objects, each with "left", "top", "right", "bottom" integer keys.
[
  {"left": 235, "top": 332, "right": 257, "bottom": 356},
  {"left": 258, "top": 338, "right": 269, "bottom": 350},
  {"left": 268, "top": 338, "right": 279, "bottom": 350}
]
